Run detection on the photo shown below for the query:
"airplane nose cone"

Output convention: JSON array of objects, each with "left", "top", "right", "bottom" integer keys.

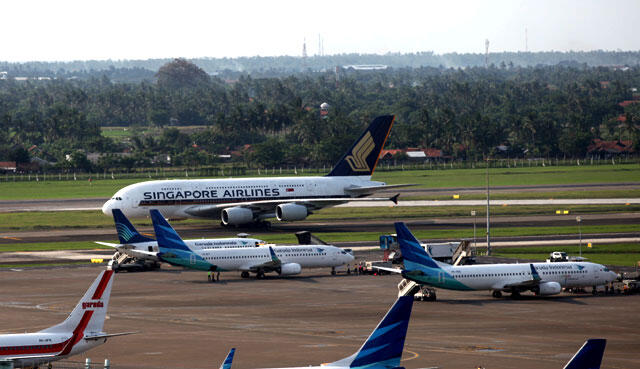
[{"left": 101, "top": 199, "right": 113, "bottom": 215}]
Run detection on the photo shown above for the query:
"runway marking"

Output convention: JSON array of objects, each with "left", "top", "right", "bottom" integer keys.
[
  {"left": 401, "top": 349, "right": 419, "bottom": 361},
  {"left": 2, "top": 236, "right": 21, "bottom": 241}
]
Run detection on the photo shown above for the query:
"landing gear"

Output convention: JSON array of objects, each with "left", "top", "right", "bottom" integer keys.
[
  {"left": 592, "top": 285, "right": 598, "bottom": 295},
  {"left": 492, "top": 290, "right": 503, "bottom": 298},
  {"left": 510, "top": 291, "right": 521, "bottom": 299},
  {"left": 331, "top": 267, "right": 336, "bottom": 276},
  {"left": 241, "top": 271, "right": 250, "bottom": 278},
  {"left": 256, "top": 270, "right": 266, "bottom": 279}
]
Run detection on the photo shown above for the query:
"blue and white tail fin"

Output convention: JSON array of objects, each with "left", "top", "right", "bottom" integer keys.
[
  {"left": 327, "top": 115, "right": 395, "bottom": 177},
  {"left": 563, "top": 339, "right": 606, "bottom": 369},
  {"left": 112, "top": 208, "right": 155, "bottom": 244},
  {"left": 328, "top": 296, "right": 413, "bottom": 369},
  {"left": 395, "top": 222, "right": 442, "bottom": 271},
  {"left": 149, "top": 209, "right": 191, "bottom": 253},
  {"left": 219, "top": 348, "right": 236, "bottom": 369}
]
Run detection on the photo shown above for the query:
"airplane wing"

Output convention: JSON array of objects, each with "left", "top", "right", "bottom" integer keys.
[
  {"left": 183, "top": 194, "right": 399, "bottom": 218},
  {"left": 84, "top": 331, "right": 138, "bottom": 341},
  {"left": 243, "top": 246, "right": 281, "bottom": 272},
  {"left": 344, "top": 184, "right": 417, "bottom": 196},
  {"left": 497, "top": 264, "right": 542, "bottom": 291},
  {"left": 374, "top": 266, "right": 403, "bottom": 274}
]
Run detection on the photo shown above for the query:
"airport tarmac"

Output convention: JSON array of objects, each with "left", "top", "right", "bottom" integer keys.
[{"left": 0, "top": 265, "right": 638, "bottom": 369}]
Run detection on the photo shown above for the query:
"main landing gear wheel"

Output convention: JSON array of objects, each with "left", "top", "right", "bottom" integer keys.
[
  {"left": 492, "top": 290, "right": 503, "bottom": 298},
  {"left": 510, "top": 291, "right": 521, "bottom": 299},
  {"left": 331, "top": 267, "right": 336, "bottom": 276},
  {"left": 256, "top": 271, "right": 266, "bottom": 279},
  {"left": 241, "top": 271, "right": 250, "bottom": 278}
]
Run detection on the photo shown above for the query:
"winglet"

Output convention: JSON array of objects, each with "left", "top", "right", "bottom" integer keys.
[
  {"left": 395, "top": 222, "right": 441, "bottom": 270},
  {"left": 112, "top": 208, "right": 155, "bottom": 244},
  {"left": 530, "top": 264, "right": 541, "bottom": 281},
  {"left": 390, "top": 193, "right": 400, "bottom": 205},
  {"left": 563, "top": 339, "right": 606, "bottom": 369},
  {"left": 219, "top": 348, "right": 236, "bottom": 369},
  {"left": 268, "top": 246, "right": 281, "bottom": 264},
  {"left": 327, "top": 296, "right": 413, "bottom": 368},
  {"left": 327, "top": 115, "right": 395, "bottom": 177}
]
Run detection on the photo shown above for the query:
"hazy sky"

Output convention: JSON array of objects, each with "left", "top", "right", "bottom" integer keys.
[{"left": 2, "top": 0, "right": 640, "bottom": 62}]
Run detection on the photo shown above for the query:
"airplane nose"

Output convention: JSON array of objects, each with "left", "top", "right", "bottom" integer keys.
[{"left": 101, "top": 199, "right": 113, "bottom": 215}]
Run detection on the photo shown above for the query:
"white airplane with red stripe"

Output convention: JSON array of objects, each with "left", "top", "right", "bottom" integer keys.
[{"left": 0, "top": 270, "right": 133, "bottom": 368}]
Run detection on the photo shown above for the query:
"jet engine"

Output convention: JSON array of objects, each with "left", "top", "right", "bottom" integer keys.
[
  {"left": 535, "top": 281, "right": 562, "bottom": 296},
  {"left": 221, "top": 207, "right": 254, "bottom": 225},
  {"left": 278, "top": 263, "right": 302, "bottom": 276},
  {"left": 276, "top": 203, "right": 308, "bottom": 221}
]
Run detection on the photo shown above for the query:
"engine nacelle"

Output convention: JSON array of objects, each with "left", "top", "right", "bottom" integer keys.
[
  {"left": 276, "top": 203, "right": 308, "bottom": 221},
  {"left": 536, "top": 281, "right": 562, "bottom": 296},
  {"left": 278, "top": 263, "right": 302, "bottom": 276},
  {"left": 221, "top": 207, "right": 254, "bottom": 225}
]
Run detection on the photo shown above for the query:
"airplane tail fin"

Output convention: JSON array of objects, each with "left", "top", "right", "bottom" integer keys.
[
  {"left": 219, "top": 348, "right": 236, "bottom": 369},
  {"left": 327, "top": 115, "right": 395, "bottom": 177},
  {"left": 395, "top": 222, "right": 442, "bottom": 270},
  {"left": 112, "top": 208, "right": 155, "bottom": 244},
  {"left": 563, "top": 339, "right": 607, "bottom": 369},
  {"left": 149, "top": 209, "right": 191, "bottom": 253},
  {"left": 41, "top": 270, "right": 114, "bottom": 336},
  {"left": 328, "top": 296, "right": 413, "bottom": 369}
]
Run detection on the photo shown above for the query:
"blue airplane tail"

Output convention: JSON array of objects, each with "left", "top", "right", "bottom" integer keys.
[
  {"left": 149, "top": 209, "right": 192, "bottom": 252},
  {"left": 563, "top": 339, "right": 606, "bottom": 369},
  {"left": 112, "top": 208, "right": 155, "bottom": 244},
  {"left": 150, "top": 209, "right": 215, "bottom": 271},
  {"left": 327, "top": 115, "right": 395, "bottom": 177},
  {"left": 395, "top": 222, "right": 441, "bottom": 270},
  {"left": 329, "top": 296, "right": 413, "bottom": 369},
  {"left": 219, "top": 348, "right": 235, "bottom": 369}
]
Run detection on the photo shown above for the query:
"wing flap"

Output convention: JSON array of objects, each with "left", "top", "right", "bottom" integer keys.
[{"left": 344, "top": 183, "right": 417, "bottom": 196}]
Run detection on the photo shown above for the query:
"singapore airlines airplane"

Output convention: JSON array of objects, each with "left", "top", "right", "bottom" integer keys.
[
  {"left": 0, "top": 271, "right": 133, "bottom": 368},
  {"left": 382, "top": 222, "right": 618, "bottom": 300},
  {"left": 150, "top": 209, "right": 354, "bottom": 279},
  {"left": 102, "top": 115, "right": 406, "bottom": 226},
  {"left": 95, "top": 209, "right": 266, "bottom": 262},
  {"left": 217, "top": 298, "right": 606, "bottom": 369}
]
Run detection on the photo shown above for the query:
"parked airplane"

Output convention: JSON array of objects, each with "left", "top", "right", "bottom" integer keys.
[
  {"left": 227, "top": 296, "right": 413, "bottom": 369},
  {"left": 102, "top": 115, "right": 406, "bottom": 226},
  {"left": 382, "top": 222, "right": 618, "bottom": 300},
  {"left": 0, "top": 271, "right": 133, "bottom": 368},
  {"left": 217, "top": 299, "right": 606, "bottom": 369},
  {"left": 150, "top": 209, "right": 354, "bottom": 279},
  {"left": 96, "top": 209, "right": 266, "bottom": 262}
]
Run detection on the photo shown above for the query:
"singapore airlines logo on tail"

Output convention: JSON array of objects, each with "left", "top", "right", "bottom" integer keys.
[{"left": 345, "top": 131, "right": 375, "bottom": 172}]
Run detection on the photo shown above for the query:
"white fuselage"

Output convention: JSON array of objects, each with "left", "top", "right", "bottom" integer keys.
[
  {"left": 0, "top": 333, "right": 102, "bottom": 368},
  {"left": 118, "top": 238, "right": 265, "bottom": 260},
  {"left": 102, "top": 176, "right": 382, "bottom": 219},
  {"left": 192, "top": 245, "right": 354, "bottom": 271},
  {"left": 441, "top": 261, "right": 617, "bottom": 291}
]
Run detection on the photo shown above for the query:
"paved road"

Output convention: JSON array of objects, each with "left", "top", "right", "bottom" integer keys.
[{"left": 0, "top": 182, "right": 637, "bottom": 212}]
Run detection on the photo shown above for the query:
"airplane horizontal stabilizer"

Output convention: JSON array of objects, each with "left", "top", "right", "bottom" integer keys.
[{"left": 84, "top": 331, "right": 138, "bottom": 341}]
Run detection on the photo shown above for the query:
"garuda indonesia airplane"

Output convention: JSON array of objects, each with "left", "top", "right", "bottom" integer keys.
[
  {"left": 102, "top": 115, "right": 407, "bottom": 226},
  {"left": 383, "top": 222, "right": 618, "bottom": 300},
  {"left": 0, "top": 271, "right": 133, "bottom": 368},
  {"left": 216, "top": 297, "right": 607, "bottom": 369},
  {"left": 150, "top": 209, "right": 354, "bottom": 279}
]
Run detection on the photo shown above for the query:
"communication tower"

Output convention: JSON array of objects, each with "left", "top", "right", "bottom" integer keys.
[
  {"left": 302, "top": 38, "right": 308, "bottom": 58},
  {"left": 525, "top": 28, "right": 528, "bottom": 52},
  {"left": 484, "top": 39, "right": 490, "bottom": 68}
]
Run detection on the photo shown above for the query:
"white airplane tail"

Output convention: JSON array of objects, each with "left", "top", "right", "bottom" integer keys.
[{"left": 40, "top": 270, "right": 114, "bottom": 335}]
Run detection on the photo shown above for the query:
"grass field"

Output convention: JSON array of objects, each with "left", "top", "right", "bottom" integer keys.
[
  {"left": 0, "top": 204, "right": 638, "bottom": 232},
  {"left": 1, "top": 164, "right": 638, "bottom": 200},
  {"left": 492, "top": 243, "right": 640, "bottom": 267}
]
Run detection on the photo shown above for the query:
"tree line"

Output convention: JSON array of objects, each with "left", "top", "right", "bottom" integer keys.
[{"left": 1, "top": 59, "right": 639, "bottom": 172}]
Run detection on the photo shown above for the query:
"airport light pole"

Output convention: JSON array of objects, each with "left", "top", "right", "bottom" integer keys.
[
  {"left": 486, "top": 157, "right": 491, "bottom": 256},
  {"left": 576, "top": 215, "right": 582, "bottom": 257},
  {"left": 471, "top": 210, "right": 477, "bottom": 249}
]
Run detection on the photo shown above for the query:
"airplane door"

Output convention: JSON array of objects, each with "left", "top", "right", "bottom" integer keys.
[{"left": 438, "top": 272, "right": 445, "bottom": 284}]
